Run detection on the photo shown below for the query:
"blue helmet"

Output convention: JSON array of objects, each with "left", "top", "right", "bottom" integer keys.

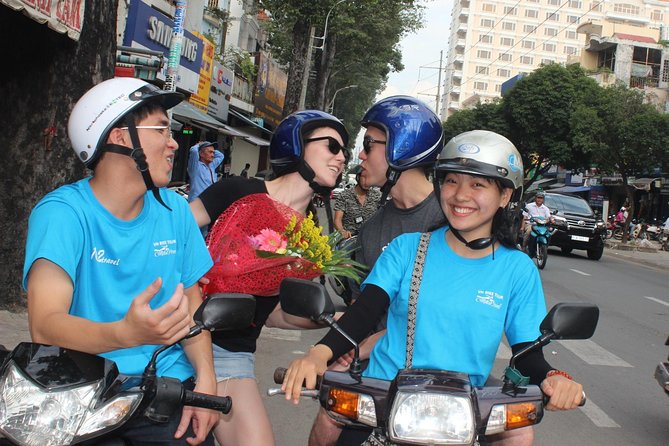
[
  {"left": 270, "top": 110, "right": 348, "bottom": 178},
  {"left": 361, "top": 96, "right": 443, "bottom": 171}
]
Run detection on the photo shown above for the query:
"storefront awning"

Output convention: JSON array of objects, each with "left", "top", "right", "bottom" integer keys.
[
  {"left": 243, "top": 135, "right": 271, "bottom": 147},
  {"left": 2, "top": 0, "right": 85, "bottom": 40},
  {"left": 229, "top": 109, "right": 273, "bottom": 135},
  {"left": 172, "top": 102, "right": 224, "bottom": 131},
  {"left": 550, "top": 186, "right": 591, "bottom": 193},
  {"left": 631, "top": 177, "right": 660, "bottom": 191}
]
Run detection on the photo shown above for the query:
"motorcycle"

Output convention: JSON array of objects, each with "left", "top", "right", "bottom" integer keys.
[
  {"left": 660, "top": 228, "right": 669, "bottom": 252},
  {"left": 525, "top": 215, "right": 558, "bottom": 270},
  {"left": 270, "top": 279, "right": 599, "bottom": 446},
  {"left": 0, "top": 294, "right": 256, "bottom": 446},
  {"left": 655, "top": 336, "right": 669, "bottom": 395}
]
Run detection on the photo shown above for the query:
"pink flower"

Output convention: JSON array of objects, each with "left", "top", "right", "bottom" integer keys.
[{"left": 249, "top": 229, "right": 287, "bottom": 253}]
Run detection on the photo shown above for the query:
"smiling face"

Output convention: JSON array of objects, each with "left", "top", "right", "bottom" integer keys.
[
  {"left": 134, "top": 109, "right": 178, "bottom": 187},
  {"left": 302, "top": 126, "right": 346, "bottom": 188},
  {"left": 439, "top": 172, "right": 512, "bottom": 240},
  {"left": 358, "top": 125, "right": 389, "bottom": 188}
]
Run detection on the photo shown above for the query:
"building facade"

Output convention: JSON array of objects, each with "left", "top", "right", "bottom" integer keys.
[{"left": 441, "top": 0, "right": 669, "bottom": 119}]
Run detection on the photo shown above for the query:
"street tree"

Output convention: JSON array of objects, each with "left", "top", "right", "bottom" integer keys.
[
  {"left": 442, "top": 101, "right": 509, "bottom": 143},
  {"left": 502, "top": 63, "right": 601, "bottom": 188},
  {"left": 0, "top": 2, "right": 119, "bottom": 308},
  {"left": 571, "top": 84, "right": 669, "bottom": 240}
]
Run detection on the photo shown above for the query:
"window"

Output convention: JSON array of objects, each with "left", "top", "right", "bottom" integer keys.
[
  {"left": 569, "top": 0, "right": 582, "bottom": 8},
  {"left": 520, "top": 55, "right": 534, "bottom": 65},
  {"left": 651, "top": 10, "right": 664, "bottom": 22},
  {"left": 541, "top": 58, "right": 555, "bottom": 65},
  {"left": 545, "top": 27, "right": 558, "bottom": 37},
  {"left": 479, "top": 34, "right": 493, "bottom": 44},
  {"left": 482, "top": 3, "right": 495, "bottom": 12},
  {"left": 481, "top": 18, "right": 495, "bottom": 28},
  {"left": 613, "top": 4, "right": 640, "bottom": 15},
  {"left": 499, "top": 52, "right": 513, "bottom": 61},
  {"left": 546, "top": 11, "right": 559, "bottom": 21},
  {"left": 662, "top": 60, "right": 669, "bottom": 83},
  {"left": 525, "top": 9, "right": 539, "bottom": 18},
  {"left": 477, "top": 49, "right": 492, "bottom": 59},
  {"left": 543, "top": 42, "right": 556, "bottom": 52},
  {"left": 524, "top": 24, "right": 537, "bottom": 33},
  {"left": 565, "top": 30, "right": 578, "bottom": 40},
  {"left": 476, "top": 65, "right": 490, "bottom": 75},
  {"left": 500, "top": 37, "right": 514, "bottom": 46},
  {"left": 495, "top": 84, "right": 502, "bottom": 93},
  {"left": 522, "top": 40, "right": 535, "bottom": 49},
  {"left": 590, "top": 2, "right": 602, "bottom": 12},
  {"left": 548, "top": 0, "right": 560, "bottom": 5},
  {"left": 474, "top": 81, "right": 488, "bottom": 91},
  {"left": 567, "top": 15, "right": 579, "bottom": 24},
  {"left": 504, "top": 6, "right": 517, "bottom": 15},
  {"left": 497, "top": 68, "right": 511, "bottom": 77},
  {"left": 502, "top": 21, "right": 516, "bottom": 31},
  {"left": 564, "top": 46, "right": 578, "bottom": 55}
]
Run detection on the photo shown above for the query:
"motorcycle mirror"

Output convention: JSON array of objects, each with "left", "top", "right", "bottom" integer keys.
[
  {"left": 279, "top": 278, "right": 335, "bottom": 322},
  {"left": 540, "top": 302, "right": 599, "bottom": 340},
  {"left": 194, "top": 294, "right": 256, "bottom": 331}
]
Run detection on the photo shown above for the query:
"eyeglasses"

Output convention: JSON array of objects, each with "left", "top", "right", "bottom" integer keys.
[
  {"left": 304, "top": 136, "right": 345, "bottom": 155},
  {"left": 362, "top": 136, "right": 387, "bottom": 154},
  {"left": 120, "top": 125, "right": 174, "bottom": 140}
]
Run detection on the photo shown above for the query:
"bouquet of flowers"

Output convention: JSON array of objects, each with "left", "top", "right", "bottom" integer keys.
[{"left": 204, "top": 193, "right": 366, "bottom": 297}]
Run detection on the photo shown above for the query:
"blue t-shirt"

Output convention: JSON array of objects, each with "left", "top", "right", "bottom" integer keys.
[
  {"left": 362, "top": 226, "right": 546, "bottom": 386},
  {"left": 23, "top": 178, "right": 213, "bottom": 380}
]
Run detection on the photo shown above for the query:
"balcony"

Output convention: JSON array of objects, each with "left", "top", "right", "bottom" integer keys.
[
  {"left": 630, "top": 76, "right": 659, "bottom": 89},
  {"left": 459, "top": 8, "right": 469, "bottom": 19},
  {"left": 455, "top": 39, "right": 466, "bottom": 49},
  {"left": 231, "top": 73, "right": 255, "bottom": 112}
]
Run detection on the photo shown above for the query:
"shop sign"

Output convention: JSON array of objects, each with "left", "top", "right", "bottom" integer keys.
[
  {"left": 254, "top": 51, "right": 287, "bottom": 127},
  {"left": 189, "top": 31, "right": 214, "bottom": 112},
  {"left": 123, "top": 0, "right": 202, "bottom": 93},
  {"left": 2, "top": 0, "right": 84, "bottom": 40},
  {"left": 208, "top": 61, "right": 233, "bottom": 121}
]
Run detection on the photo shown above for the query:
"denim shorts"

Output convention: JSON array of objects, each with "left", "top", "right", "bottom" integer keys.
[{"left": 212, "top": 343, "right": 256, "bottom": 380}]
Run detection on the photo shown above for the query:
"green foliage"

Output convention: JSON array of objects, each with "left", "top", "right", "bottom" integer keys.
[
  {"left": 224, "top": 47, "right": 258, "bottom": 81},
  {"left": 442, "top": 101, "right": 509, "bottom": 142}
]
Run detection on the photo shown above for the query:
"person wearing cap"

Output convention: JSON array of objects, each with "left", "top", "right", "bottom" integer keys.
[
  {"left": 189, "top": 110, "right": 349, "bottom": 446},
  {"left": 282, "top": 130, "right": 585, "bottom": 446},
  {"left": 23, "top": 78, "right": 218, "bottom": 445},
  {"left": 188, "top": 140, "right": 224, "bottom": 203},
  {"left": 522, "top": 191, "right": 553, "bottom": 252}
]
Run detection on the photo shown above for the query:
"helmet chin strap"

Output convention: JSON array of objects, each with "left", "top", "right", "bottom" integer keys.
[
  {"left": 297, "top": 161, "right": 334, "bottom": 196},
  {"left": 448, "top": 226, "right": 496, "bottom": 260},
  {"left": 379, "top": 168, "right": 401, "bottom": 203},
  {"left": 104, "top": 120, "right": 171, "bottom": 211}
]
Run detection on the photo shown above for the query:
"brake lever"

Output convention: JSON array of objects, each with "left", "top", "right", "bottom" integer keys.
[{"left": 267, "top": 387, "right": 318, "bottom": 398}]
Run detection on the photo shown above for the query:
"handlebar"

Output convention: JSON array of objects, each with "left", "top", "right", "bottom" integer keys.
[
  {"left": 183, "top": 390, "right": 232, "bottom": 414},
  {"left": 268, "top": 367, "right": 321, "bottom": 399},
  {"left": 542, "top": 391, "right": 587, "bottom": 407}
]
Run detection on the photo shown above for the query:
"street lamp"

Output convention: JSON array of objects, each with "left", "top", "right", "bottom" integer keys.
[
  {"left": 328, "top": 85, "right": 358, "bottom": 113},
  {"left": 313, "top": 0, "right": 348, "bottom": 50}
]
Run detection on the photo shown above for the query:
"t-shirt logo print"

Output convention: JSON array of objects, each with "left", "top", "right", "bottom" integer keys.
[
  {"left": 475, "top": 290, "right": 503, "bottom": 310},
  {"left": 153, "top": 239, "right": 177, "bottom": 257},
  {"left": 90, "top": 247, "right": 120, "bottom": 266}
]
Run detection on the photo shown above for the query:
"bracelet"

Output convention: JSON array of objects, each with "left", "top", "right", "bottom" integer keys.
[{"left": 546, "top": 369, "right": 573, "bottom": 380}]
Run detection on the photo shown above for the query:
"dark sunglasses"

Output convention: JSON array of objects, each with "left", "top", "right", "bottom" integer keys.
[
  {"left": 304, "top": 136, "right": 346, "bottom": 155},
  {"left": 362, "top": 136, "right": 387, "bottom": 154}
]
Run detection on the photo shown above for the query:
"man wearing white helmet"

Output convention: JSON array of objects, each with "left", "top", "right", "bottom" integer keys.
[{"left": 23, "top": 78, "right": 218, "bottom": 444}]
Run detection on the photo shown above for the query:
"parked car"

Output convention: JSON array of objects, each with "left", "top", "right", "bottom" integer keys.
[{"left": 525, "top": 192, "right": 606, "bottom": 260}]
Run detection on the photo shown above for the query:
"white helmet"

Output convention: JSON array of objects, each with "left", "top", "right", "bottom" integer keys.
[
  {"left": 435, "top": 130, "right": 524, "bottom": 201},
  {"left": 68, "top": 77, "right": 183, "bottom": 166}
]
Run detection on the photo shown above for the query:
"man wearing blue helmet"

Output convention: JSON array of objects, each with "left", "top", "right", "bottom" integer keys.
[
  {"left": 189, "top": 110, "right": 349, "bottom": 446},
  {"left": 308, "top": 96, "right": 447, "bottom": 446}
]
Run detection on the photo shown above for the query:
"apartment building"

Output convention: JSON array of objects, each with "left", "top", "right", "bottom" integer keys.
[{"left": 441, "top": 0, "right": 669, "bottom": 119}]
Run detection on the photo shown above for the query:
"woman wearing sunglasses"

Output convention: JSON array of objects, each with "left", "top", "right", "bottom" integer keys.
[{"left": 189, "top": 110, "right": 348, "bottom": 446}]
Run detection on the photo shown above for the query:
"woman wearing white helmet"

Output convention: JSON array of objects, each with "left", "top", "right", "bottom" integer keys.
[
  {"left": 282, "top": 130, "right": 585, "bottom": 446},
  {"left": 24, "top": 78, "right": 218, "bottom": 445}
]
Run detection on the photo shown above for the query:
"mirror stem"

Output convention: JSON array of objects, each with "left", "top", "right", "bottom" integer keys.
[
  {"left": 322, "top": 315, "right": 363, "bottom": 382},
  {"left": 509, "top": 332, "right": 554, "bottom": 370},
  {"left": 143, "top": 324, "right": 202, "bottom": 379}
]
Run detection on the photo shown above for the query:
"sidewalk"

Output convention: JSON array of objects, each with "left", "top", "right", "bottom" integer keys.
[{"left": 1, "top": 241, "right": 667, "bottom": 351}]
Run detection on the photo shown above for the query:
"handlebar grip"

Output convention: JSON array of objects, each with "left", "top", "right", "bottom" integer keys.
[
  {"left": 542, "top": 391, "right": 586, "bottom": 407},
  {"left": 273, "top": 367, "right": 323, "bottom": 388},
  {"left": 183, "top": 390, "right": 232, "bottom": 414}
]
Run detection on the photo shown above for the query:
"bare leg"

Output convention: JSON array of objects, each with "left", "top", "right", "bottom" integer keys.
[
  {"left": 487, "top": 426, "right": 534, "bottom": 446},
  {"left": 308, "top": 407, "right": 344, "bottom": 446},
  {"left": 213, "top": 378, "right": 276, "bottom": 446}
]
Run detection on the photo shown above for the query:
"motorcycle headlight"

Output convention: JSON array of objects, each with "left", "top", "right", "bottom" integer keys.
[
  {"left": 552, "top": 216, "right": 567, "bottom": 227},
  {"left": 0, "top": 361, "right": 141, "bottom": 446},
  {"left": 388, "top": 391, "right": 474, "bottom": 444},
  {"left": 595, "top": 221, "right": 606, "bottom": 229}
]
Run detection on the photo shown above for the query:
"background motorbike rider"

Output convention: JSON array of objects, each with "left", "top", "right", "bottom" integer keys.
[
  {"left": 23, "top": 77, "right": 218, "bottom": 445},
  {"left": 189, "top": 110, "right": 349, "bottom": 446},
  {"left": 282, "top": 130, "right": 585, "bottom": 446},
  {"left": 522, "top": 191, "right": 553, "bottom": 252}
]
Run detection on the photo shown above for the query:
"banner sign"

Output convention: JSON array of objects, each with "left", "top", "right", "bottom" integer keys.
[
  {"left": 208, "top": 61, "right": 233, "bottom": 121},
  {"left": 123, "top": 0, "right": 203, "bottom": 93},
  {"left": 254, "top": 51, "right": 287, "bottom": 127},
  {"left": 2, "top": 0, "right": 84, "bottom": 40},
  {"left": 189, "top": 31, "right": 214, "bottom": 112}
]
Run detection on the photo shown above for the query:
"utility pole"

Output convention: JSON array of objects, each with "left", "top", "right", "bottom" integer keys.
[
  {"left": 435, "top": 50, "right": 443, "bottom": 114},
  {"left": 298, "top": 26, "right": 316, "bottom": 111},
  {"left": 164, "top": 0, "right": 186, "bottom": 120}
]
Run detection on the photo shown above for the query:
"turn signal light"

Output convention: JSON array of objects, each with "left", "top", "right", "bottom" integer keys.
[
  {"left": 506, "top": 402, "right": 541, "bottom": 430},
  {"left": 327, "top": 388, "right": 359, "bottom": 419}
]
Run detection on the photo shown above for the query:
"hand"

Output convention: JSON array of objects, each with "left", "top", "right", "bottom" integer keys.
[
  {"left": 334, "top": 349, "right": 355, "bottom": 369},
  {"left": 175, "top": 378, "right": 219, "bottom": 445},
  {"left": 119, "top": 278, "right": 191, "bottom": 347},
  {"left": 281, "top": 345, "right": 331, "bottom": 404},
  {"left": 541, "top": 375, "right": 584, "bottom": 410}
]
